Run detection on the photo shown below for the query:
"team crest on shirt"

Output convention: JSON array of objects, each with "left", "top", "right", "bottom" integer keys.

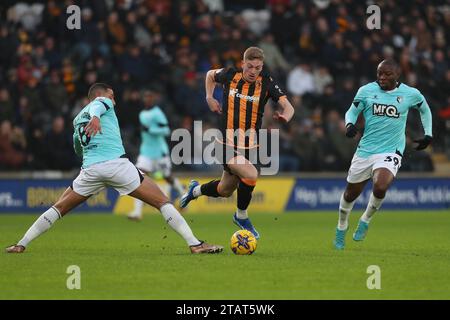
[{"left": 397, "top": 96, "right": 403, "bottom": 103}]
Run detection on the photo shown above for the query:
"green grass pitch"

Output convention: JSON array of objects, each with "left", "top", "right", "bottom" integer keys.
[{"left": 1, "top": 211, "right": 449, "bottom": 299}]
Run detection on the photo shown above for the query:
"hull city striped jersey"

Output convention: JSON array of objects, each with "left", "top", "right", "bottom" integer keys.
[{"left": 214, "top": 67, "right": 286, "bottom": 148}]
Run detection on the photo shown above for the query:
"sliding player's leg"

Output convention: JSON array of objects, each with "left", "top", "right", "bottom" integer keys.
[
  {"left": 128, "top": 170, "right": 147, "bottom": 221},
  {"left": 128, "top": 155, "right": 153, "bottom": 221},
  {"left": 129, "top": 177, "right": 223, "bottom": 253},
  {"left": 6, "top": 187, "right": 89, "bottom": 253}
]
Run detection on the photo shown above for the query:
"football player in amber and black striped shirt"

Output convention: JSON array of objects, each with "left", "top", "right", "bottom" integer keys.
[{"left": 180, "top": 47, "right": 295, "bottom": 239}]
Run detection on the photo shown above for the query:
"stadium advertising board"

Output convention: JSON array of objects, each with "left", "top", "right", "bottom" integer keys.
[
  {"left": 0, "top": 178, "right": 448, "bottom": 213},
  {"left": 0, "top": 180, "right": 118, "bottom": 213},
  {"left": 286, "top": 178, "right": 450, "bottom": 210},
  {"left": 113, "top": 178, "right": 295, "bottom": 214}
]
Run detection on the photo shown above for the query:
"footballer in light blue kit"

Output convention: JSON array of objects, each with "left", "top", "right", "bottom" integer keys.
[
  {"left": 72, "top": 93, "right": 124, "bottom": 169},
  {"left": 6, "top": 83, "right": 223, "bottom": 254},
  {"left": 334, "top": 60, "right": 433, "bottom": 249},
  {"left": 128, "top": 89, "right": 185, "bottom": 221}
]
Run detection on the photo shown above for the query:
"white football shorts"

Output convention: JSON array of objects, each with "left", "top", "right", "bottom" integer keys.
[
  {"left": 72, "top": 158, "right": 144, "bottom": 196},
  {"left": 347, "top": 152, "right": 402, "bottom": 184},
  {"left": 135, "top": 155, "right": 172, "bottom": 177}
]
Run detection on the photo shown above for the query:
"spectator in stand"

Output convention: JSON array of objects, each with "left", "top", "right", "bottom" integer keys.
[
  {"left": 258, "top": 33, "right": 290, "bottom": 77},
  {"left": 44, "top": 116, "right": 77, "bottom": 170},
  {"left": 0, "top": 120, "right": 27, "bottom": 169},
  {"left": 0, "top": 87, "right": 14, "bottom": 123},
  {"left": 313, "top": 66, "right": 334, "bottom": 95},
  {"left": 287, "top": 61, "right": 315, "bottom": 97},
  {"left": 44, "top": 70, "right": 68, "bottom": 115}
]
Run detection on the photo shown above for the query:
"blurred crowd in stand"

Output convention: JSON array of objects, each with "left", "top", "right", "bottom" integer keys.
[{"left": 0, "top": 0, "right": 448, "bottom": 172}]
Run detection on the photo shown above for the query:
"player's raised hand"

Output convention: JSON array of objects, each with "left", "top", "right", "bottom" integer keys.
[
  {"left": 206, "top": 97, "right": 222, "bottom": 114},
  {"left": 414, "top": 135, "right": 432, "bottom": 150},
  {"left": 345, "top": 123, "right": 357, "bottom": 138},
  {"left": 85, "top": 116, "right": 102, "bottom": 137},
  {"left": 273, "top": 111, "right": 288, "bottom": 123}
]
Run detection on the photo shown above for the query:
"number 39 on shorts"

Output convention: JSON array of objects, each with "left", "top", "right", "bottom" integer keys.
[{"left": 384, "top": 155, "right": 399, "bottom": 166}]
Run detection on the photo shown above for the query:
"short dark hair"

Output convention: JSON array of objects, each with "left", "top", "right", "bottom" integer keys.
[{"left": 88, "top": 83, "right": 112, "bottom": 100}]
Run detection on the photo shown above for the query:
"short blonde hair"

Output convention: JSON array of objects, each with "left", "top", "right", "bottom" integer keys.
[{"left": 243, "top": 47, "right": 264, "bottom": 61}]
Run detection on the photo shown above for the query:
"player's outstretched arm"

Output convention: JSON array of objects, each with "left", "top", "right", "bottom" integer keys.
[
  {"left": 414, "top": 100, "right": 433, "bottom": 150},
  {"left": 419, "top": 104, "right": 432, "bottom": 136},
  {"left": 344, "top": 102, "right": 364, "bottom": 138},
  {"left": 205, "top": 69, "right": 223, "bottom": 114},
  {"left": 344, "top": 106, "right": 359, "bottom": 138},
  {"left": 344, "top": 104, "right": 361, "bottom": 127},
  {"left": 344, "top": 87, "right": 366, "bottom": 138},
  {"left": 344, "top": 108, "right": 359, "bottom": 137},
  {"left": 345, "top": 123, "right": 358, "bottom": 138},
  {"left": 85, "top": 116, "right": 102, "bottom": 137},
  {"left": 273, "top": 96, "right": 294, "bottom": 123},
  {"left": 84, "top": 99, "right": 111, "bottom": 137},
  {"left": 414, "top": 135, "right": 432, "bottom": 150},
  {"left": 413, "top": 90, "right": 433, "bottom": 150}
]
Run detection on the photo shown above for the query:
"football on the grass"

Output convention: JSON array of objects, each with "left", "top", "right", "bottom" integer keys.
[{"left": 230, "top": 230, "right": 257, "bottom": 255}]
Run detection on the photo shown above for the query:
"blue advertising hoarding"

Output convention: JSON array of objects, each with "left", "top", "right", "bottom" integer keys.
[
  {"left": 286, "top": 178, "right": 450, "bottom": 210},
  {"left": 0, "top": 177, "right": 449, "bottom": 213},
  {"left": 0, "top": 180, "right": 119, "bottom": 213}
]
